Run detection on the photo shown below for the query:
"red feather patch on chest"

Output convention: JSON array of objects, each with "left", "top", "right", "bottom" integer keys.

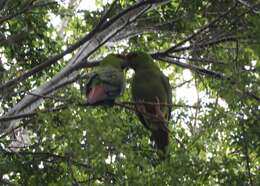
[{"left": 87, "top": 84, "right": 107, "bottom": 104}]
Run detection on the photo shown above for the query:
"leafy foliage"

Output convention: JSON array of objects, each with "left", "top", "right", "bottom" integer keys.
[{"left": 0, "top": 0, "right": 259, "bottom": 185}]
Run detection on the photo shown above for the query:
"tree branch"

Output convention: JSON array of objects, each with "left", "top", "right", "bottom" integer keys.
[
  {"left": 2, "top": 150, "right": 92, "bottom": 171},
  {"left": 240, "top": 118, "right": 254, "bottom": 186},
  {"left": 152, "top": 54, "right": 225, "bottom": 79},
  {"left": 236, "top": 0, "right": 259, "bottom": 14},
  {"left": 167, "top": 55, "right": 225, "bottom": 65}
]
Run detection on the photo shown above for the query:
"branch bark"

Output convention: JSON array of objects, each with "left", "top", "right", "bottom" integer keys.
[{"left": 152, "top": 54, "right": 225, "bottom": 79}]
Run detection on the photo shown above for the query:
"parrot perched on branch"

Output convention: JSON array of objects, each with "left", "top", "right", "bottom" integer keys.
[
  {"left": 85, "top": 54, "right": 126, "bottom": 105},
  {"left": 123, "top": 52, "right": 172, "bottom": 154}
]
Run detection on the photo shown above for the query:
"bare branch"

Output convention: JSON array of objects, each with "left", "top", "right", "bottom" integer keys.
[
  {"left": 0, "top": 15, "right": 105, "bottom": 92},
  {"left": 120, "top": 101, "right": 201, "bottom": 109},
  {"left": 172, "top": 79, "right": 193, "bottom": 89},
  {"left": 153, "top": 55, "right": 225, "bottom": 79},
  {"left": 167, "top": 55, "right": 225, "bottom": 65},
  {"left": 236, "top": 0, "right": 260, "bottom": 14},
  {"left": 239, "top": 118, "right": 255, "bottom": 186},
  {"left": 3, "top": 150, "right": 92, "bottom": 170},
  {"left": 158, "top": 35, "right": 239, "bottom": 54}
]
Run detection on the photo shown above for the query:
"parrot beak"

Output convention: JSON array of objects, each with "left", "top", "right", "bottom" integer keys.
[
  {"left": 121, "top": 60, "right": 130, "bottom": 70},
  {"left": 121, "top": 52, "right": 138, "bottom": 69}
]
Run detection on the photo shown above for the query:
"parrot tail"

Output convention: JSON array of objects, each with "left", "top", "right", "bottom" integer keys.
[{"left": 151, "top": 128, "right": 169, "bottom": 153}]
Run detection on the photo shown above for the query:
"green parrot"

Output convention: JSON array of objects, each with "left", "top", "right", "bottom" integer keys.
[
  {"left": 124, "top": 52, "right": 172, "bottom": 153},
  {"left": 85, "top": 54, "right": 126, "bottom": 105}
]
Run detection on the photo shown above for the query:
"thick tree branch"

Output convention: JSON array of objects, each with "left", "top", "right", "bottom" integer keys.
[
  {"left": 152, "top": 54, "right": 225, "bottom": 79},
  {"left": 108, "top": 18, "right": 177, "bottom": 43},
  {"left": 236, "top": 0, "right": 259, "bottom": 14}
]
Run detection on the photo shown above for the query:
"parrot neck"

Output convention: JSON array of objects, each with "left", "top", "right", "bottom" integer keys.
[
  {"left": 101, "top": 54, "right": 124, "bottom": 69},
  {"left": 101, "top": 59, "right": 124, "bottom": 69},
  {"left": 128, "top": 53, "right": 159, "bottom": 72},
  {"left": 103, "top": 62, "right": 121, "bottom": 69},
  {"left": 133, "top": 61, "right": 160, "bottom": 72}
]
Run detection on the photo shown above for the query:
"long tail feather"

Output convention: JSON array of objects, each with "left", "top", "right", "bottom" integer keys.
[{"left": 151, "top": 128, "right": 169, "bottom": 153}]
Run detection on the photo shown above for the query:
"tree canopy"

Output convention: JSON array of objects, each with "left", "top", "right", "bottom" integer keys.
[{"left": 0, "top": 0, "right": 259, "bottom": 185}]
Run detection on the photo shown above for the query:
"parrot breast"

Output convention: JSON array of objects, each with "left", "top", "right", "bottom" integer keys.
[
  {"left": 87, "top": 84, "right": 107, "bottom": 105},
  {"left": 85, "top": 66, "right": 125, "bottom": 105}
]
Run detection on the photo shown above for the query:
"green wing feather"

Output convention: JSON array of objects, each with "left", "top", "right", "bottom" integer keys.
[
  {"left": 161, "top": 74, "right": 172, "bottom": 121},
  {"left": 126, "top": 52, "right": 172, "bottom": 153},
  {"left": 85, "top": 54, "right": 125, "bottom": 105}
]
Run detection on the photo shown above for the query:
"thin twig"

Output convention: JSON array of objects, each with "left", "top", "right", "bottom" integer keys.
[
  {"left": 67, "top": 157, "right": 80, "bottom": 186},
  {"left": 240, "top": 118, "right": 254, "bottom": 186},
  {"left": 168, "top": 55, "right": 225, "bottom": 65},
  {"left": 172, "top": 79, "right": 193, "bottom": 89},
  {"left": 154, "top": 55, "right": 225, "bottom": 79},
  {"left": 2, "top": 150, "right": 92, "bottom": 170},
  {"left": 120, "top": 101, "right": 201, "bottom": 109}
]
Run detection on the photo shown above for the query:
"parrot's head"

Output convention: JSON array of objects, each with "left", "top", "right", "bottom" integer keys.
[
  {"left": 122, "top": 52, "right": 154, "bottom": 70},
  {"left": 102, "top": 54, "right": 127, "bottom": 70}
]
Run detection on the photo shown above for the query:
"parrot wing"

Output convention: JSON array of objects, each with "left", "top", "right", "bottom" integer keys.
[
  {"left": 98, "top": 67, "right": 125, "bottom": 97},
  {"left": 150, "top": 74, "right": 172, "bottom": 154},
  {"left": 161, "top": 74, "right": 172, "bottom": 121}
]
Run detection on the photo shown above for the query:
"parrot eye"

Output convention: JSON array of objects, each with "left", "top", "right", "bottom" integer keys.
[
  {"left": 121, "top": 61, "right": 129, "bottom": 69},
  {"left": 127, "top": 52, "right": 138, "bottom": 59}
]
